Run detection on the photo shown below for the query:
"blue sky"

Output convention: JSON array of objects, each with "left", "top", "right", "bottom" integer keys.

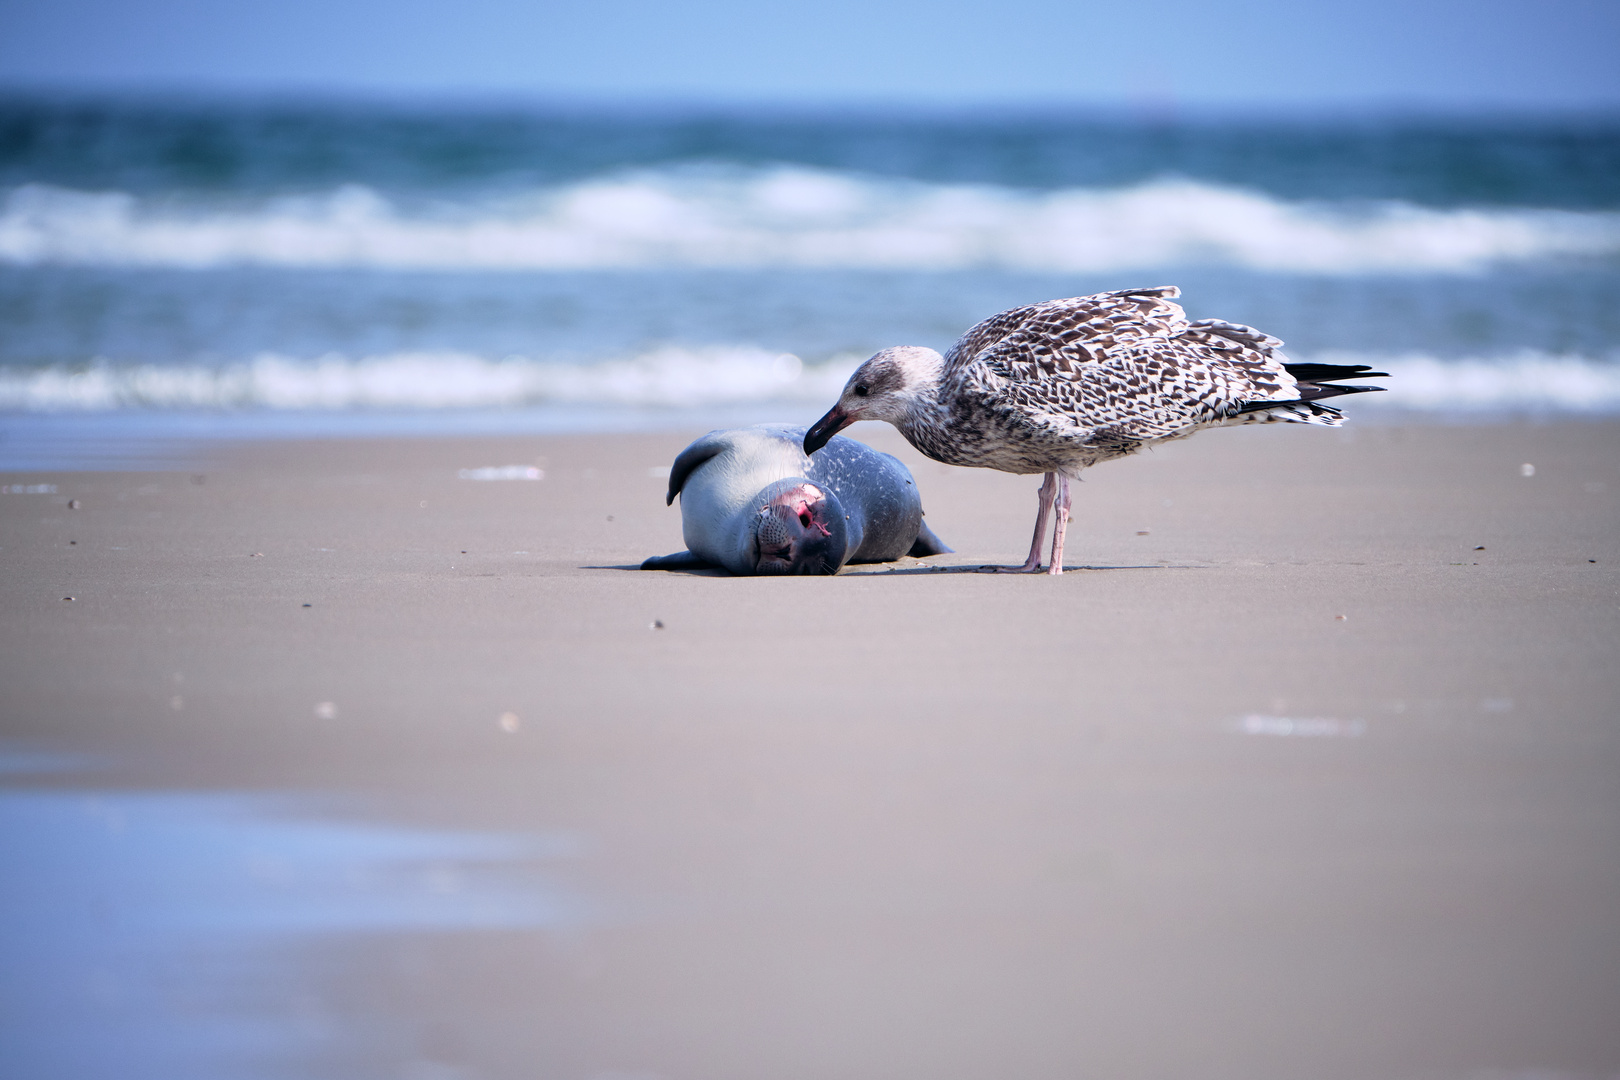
[{"left": 0, "top": 0, "right": 1617, "bottom": 110}]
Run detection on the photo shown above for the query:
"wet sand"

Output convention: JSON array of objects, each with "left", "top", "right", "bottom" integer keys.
[{"left": 3, "top": 419, "right": 1619, "bottom": 1079}]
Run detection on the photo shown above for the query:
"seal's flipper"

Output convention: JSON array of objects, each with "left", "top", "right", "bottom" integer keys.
[
  {"left": 908, "top": 520, "right": 953, "bottom": 557},
  {"left": 664, "top": 431, "right": 732, "bottom": 505},
  {"left": 640, "top": 550, "right": 716, "bottom": 571}
]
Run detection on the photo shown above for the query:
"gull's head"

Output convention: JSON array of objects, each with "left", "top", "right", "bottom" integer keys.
[{"left": 803, "top": 346, "right": 942, "bottom": 454}]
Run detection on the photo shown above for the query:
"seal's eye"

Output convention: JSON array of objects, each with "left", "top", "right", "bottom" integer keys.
[{"left": 853, "top": 384, "right": 869, "bottom": 397}]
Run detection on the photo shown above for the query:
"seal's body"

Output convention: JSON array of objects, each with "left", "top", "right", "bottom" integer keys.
[{"left": 641, "top": 424, "right": 950, "bottom": 575}]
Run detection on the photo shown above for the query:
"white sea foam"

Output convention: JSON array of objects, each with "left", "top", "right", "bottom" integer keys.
[
  {"left": 1237, "top": 715, "right": 1367, "bottom": 738},
  {"left": 2, "top": 347, "right": 1617, "bottom": 414},
  {"left": 1331, "top": 352, "right": 1620, "bottom": 413},
  {"left": 0, "top": 346, "right": 853, "bottom": 411},
  {"left": 4, "top": 169, "right": 1617, "bottom": 275},
  {"left": 459, "top": 466, "right": 543, "bottom": 481}
]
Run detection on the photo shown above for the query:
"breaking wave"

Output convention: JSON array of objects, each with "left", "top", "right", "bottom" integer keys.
[
  {"left": 0, "top": 347, "right": 853, "bottom": 411},
  {"left": 4, "top": 168, "right": 1618, "bottom": 275},
  {"left": 1330, "top": 352, "right": 1620, "bottom": 413},
  {"left": 2, "top": 348, "right": 1617, "bottom": 414}
]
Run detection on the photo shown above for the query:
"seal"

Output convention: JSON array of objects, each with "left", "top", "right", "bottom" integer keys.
[{"left": 640, "top": 424, "right": 951, "bottom": 575}]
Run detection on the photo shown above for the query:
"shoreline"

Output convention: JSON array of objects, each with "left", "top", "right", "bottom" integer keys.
[{"left": 5, "top": 399, "right": 1620, "bottom": 473}]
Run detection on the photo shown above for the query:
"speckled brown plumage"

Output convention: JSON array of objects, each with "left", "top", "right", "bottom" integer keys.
[{"left": 909, "top": 286, "right": 1361, "bottom": 475}]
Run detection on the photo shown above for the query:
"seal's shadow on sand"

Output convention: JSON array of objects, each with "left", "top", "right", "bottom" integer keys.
[{"left": 588, "top": 564, "right": 732, "bottom": 575}]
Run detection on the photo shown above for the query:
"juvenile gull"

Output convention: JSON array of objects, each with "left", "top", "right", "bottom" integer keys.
[{"left": 803, "top": 286, "right": 1386, "bottom": 575}]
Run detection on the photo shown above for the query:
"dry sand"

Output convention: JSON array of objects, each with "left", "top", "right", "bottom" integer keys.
[{"left": 3, "top": 418, "right": 1618, "bottom": 1079}]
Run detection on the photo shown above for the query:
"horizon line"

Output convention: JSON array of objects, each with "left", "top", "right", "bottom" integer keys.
[{"left": 3, "top": 83, "right": 1620, "bottom": 124}]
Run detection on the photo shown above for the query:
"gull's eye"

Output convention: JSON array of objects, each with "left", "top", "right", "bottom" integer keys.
[{"left": 853, "top": 384, "right": 869, "bottom": 397}]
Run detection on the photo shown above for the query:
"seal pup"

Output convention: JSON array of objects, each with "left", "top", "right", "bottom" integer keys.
[
  {"left": 804, "top": 287, "right": 1386, "bottom": 574},
  {"left": 641, "top": 424, "right": 951, "bottom": 575}
]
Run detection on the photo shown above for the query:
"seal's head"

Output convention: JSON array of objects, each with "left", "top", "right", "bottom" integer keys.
[{"left": 749, "top": 479, "right": 848, "bottom": 575}]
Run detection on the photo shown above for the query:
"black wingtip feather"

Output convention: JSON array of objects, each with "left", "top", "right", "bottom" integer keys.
[
  {"left": 1284, "top": 362, "right": 1391, "bottom": 382},
  {"left": 1237, "top": 382, "right": 1387, "bottom": 416},
  {"left": 1297, "top": 382, "right": 1388, "bottom": 403}
]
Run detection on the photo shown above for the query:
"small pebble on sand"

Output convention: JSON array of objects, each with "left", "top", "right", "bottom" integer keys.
[
  {"left": 1334, "top": 614, "right": 1348, "bottom": 621},
  {"left": 1521, "top": 463, "right": 1535, "bottom": 477},
  {"left": 314, "top": 702, "right": 337, "bottom": 719},
  {"left": 650, "top": 619, "right": 665, "bottom": 630},
  {"left": 68, "top": 499, "right": 81, "bottom": 509},
  {"left": 498, "top": 712, "right": 521, "bottom": 733}
]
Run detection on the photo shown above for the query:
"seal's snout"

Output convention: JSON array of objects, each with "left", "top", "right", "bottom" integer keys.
[{"left": 751, "top": 480, "right": 847, "bottom": 575}]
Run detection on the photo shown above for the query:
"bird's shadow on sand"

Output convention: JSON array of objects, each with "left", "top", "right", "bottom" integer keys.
[
  {"left": 588, "top": 562, "right": 1203, "bottom": 576},
  {"left": 846, "top": 563, "right": 1198, "bottom": 575}
]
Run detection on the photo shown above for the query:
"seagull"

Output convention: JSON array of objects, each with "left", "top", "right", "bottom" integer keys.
[{"left": 802, "top": 286, "right": 1386, "bottom": 575}]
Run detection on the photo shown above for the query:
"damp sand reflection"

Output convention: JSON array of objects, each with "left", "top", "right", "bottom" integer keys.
[{"left": 0, "top": 750, "right": 582, "bottom": 1080}]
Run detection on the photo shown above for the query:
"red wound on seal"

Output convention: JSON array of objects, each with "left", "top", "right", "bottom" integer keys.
[{"left": 797, "top": 502, "right": 832, "bottom": 537}]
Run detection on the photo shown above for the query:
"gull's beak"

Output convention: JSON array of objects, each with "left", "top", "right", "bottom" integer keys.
[{"left": 803, "top": 406, "right": 852, "bottom": 454}]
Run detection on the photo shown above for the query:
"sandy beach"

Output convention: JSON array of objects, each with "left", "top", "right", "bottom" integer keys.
[{"left": 3, "top": 417, "right": 1618, "bottom": 1079}]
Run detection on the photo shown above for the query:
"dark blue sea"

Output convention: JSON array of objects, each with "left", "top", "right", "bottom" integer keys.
[{"left": 2, "top": 97, "right": 1619, "bottom": 464}]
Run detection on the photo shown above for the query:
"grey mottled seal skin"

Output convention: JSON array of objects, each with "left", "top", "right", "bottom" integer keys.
[{"left": 640, "top": 424, "right": 951, "bottom": 575}]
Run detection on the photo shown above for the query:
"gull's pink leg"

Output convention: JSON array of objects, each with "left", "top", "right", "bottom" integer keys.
[
  {"left": 1047, "top": 474, "right": 1072, "bottom": 576},
  {"left": 1015, "top": 472, "right": 1058, "bottom": 572}
]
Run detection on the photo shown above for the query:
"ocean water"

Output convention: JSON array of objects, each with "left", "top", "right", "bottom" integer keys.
[{"left": 2, "top": 98, "right": 1618, "bottom": 464}]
